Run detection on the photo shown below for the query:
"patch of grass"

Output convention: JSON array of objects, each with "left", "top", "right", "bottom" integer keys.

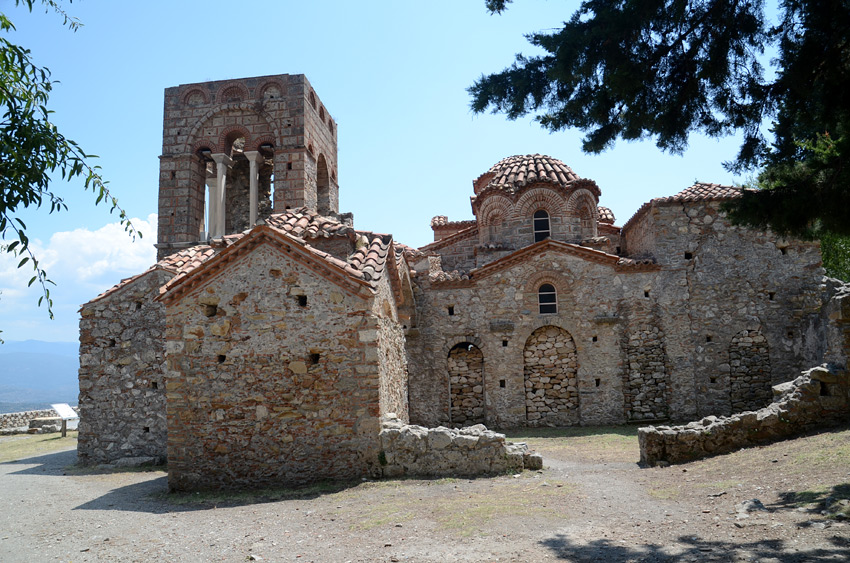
[
  {"left": 350, "top": 477, "right": 576, "bottom": 536},
  {"left": 503, "top": 425, "right": 639, "bottom": 463},
  {"left": 0, "top": 431, "right": 77, "bottom": 463},
  {"left": 648, "top": 486, "right": 680, "bottom": 500}
]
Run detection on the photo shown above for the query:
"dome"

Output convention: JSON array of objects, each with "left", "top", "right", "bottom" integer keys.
[{"left": 473, "top": 154, "right": 580, "bottom": 195}]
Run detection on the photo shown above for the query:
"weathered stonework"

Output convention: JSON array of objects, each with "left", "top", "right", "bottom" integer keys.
[
  {"left": 78, "top": 75, "right": 845, "bottom": 489},
  {"left": 523, "top": 326, "right": 579, "bottom": 426},
  {"left": 639, "top": 364, "right": 850, "bottom": 465},
  {"left": 379, "top": 416, "right": 541, "bottom": 478},
  {"left": 77, "top": 269, "right": 172, "bottom": 465}
]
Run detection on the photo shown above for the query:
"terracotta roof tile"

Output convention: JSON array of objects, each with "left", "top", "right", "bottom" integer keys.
[
  {"left": 622, "top": 182, "right": 743, "bottom": 233},
  {"left": 264, "top": 207, "right": 356, "bottom": 239},
  {"left": 473, "top": 154, "right": 580, "bottom": 195},
  {"left": 597, "top": 206, "right": 616, "bottom": 224}
]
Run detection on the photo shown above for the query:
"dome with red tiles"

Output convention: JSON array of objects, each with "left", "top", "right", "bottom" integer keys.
[{"left": 473, "top": 154, "right": 580, "bottom": 195}]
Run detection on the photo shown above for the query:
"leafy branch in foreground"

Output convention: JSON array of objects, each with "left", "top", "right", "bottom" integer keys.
[
  {"left": 0, "top": 0, "right": 140, "bottom": 320},
  {"left": 470, "top": 0, "right": 850, "bottom": 239}
]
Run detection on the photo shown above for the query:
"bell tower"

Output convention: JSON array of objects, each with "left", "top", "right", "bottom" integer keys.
[{"left": 155, "top": 74, "right": 339, "bottom": 259}]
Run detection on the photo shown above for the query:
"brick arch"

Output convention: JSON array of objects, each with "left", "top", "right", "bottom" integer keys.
[
  {"left": 247, "top": 135, "right": 276, "bottom": 152},
  {"left": 191, "top": 139, "right": 217, "bottom": 156},
  {"left": 216, "top": 82, "right": 250, "bottom": 104},
  {"left": 257, "top": 79, "right": 285, "bottom": 101},
  {"left": 523, "top": 270, "right": 572, "bottom": 296},
  {"left": 568, "top": 189, "right": 599, "bottom": 239},
  {"left": 182, "top": 88, "right": 209, "bottom": 106},
  {"left": 513, "top": 186, "right": 567, "bottom": 220},
  {"left": 566, "top": 189, "right": 599, "bottom": 217},
  {"left": 477, "top": 194, "right": 513, "bottom": 227},
  {"left": 442, "top": 335, "right": 485, "bottom": 357},
  {"left": 184, "top": 104, "right": 282, "bottom": 155},
  {"left": 219, "top": 125, "right": 252, "bottom": 154}
]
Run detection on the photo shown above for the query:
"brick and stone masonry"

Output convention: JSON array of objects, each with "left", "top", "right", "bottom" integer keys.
[{"left": 77, "top": 75, "right": 848, "bottom": 489}]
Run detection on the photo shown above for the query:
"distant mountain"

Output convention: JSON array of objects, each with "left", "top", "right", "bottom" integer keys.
[{"left": 0, "top": 341, "right": 79, "bottom": 413}]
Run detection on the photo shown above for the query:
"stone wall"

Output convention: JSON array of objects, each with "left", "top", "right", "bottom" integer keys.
[
  {"left": 0, "top": 408, "right": 77, "bottom": 433},
  {"left": 448, "top": 343, "right": 485, "bottom": 427},
  {"left": 523, "top": 326, "right": 579, "bottom": 426},
  {"left": 378, "top": 416, "right": 542, "bottom": 478},
  {"left": 639, "top": 279, "right": 850, "bottom": 465},
  {"left": 164, "top": 243, "right": 384, "bottom": 491},
  {"left": 77, "top": 269, "right": 172, "bottom": 465},
  {"left": 408, "top": 199, "right": 828, "bottom": 429},
  {"left": 407, "top": 249, "right": 652, "bottom": 429},
  {"left": 157, "top": 74, "right": 339, "bottom": 258},
  {"left": 639, "top": 364, "right": 850, "bottom": 465}
]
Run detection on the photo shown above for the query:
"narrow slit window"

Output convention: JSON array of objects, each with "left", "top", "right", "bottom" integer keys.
[
  {"left": 447, "top": 305, "right": 455, "bottom": 316},
  {"left": 538, "top": 283, "right": 557, "bottom": 314},
  {"left": 533, "top": 210, "right": 550, "bottom": 243}
]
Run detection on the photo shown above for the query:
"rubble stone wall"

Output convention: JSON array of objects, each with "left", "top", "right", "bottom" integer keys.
[
  {"left": 448, "top": 343, "right": 485, "bottom": 427},
  {"left": 378, "top": 416, "right": 542, "bottom": 478},
  {"left": 164, "top": 243, "right": 383, "bottom": 491},
  {"left": 639, "top": 284, "right": 850, "bottom": 465},
  {"left": 409, "top": 201, "right": 828, "bottom": 428},
  {"left": 77, "top": 269, "right": 172, "bottom": 465},
  {"left": 523, "top": 326, "right": 579, "bottom": 426},
  {"left": 0, "top": 408, "right": 77, "bottom": 431},
  {"left": 639, "top": 364, "right": 850, "bottom": 465}
]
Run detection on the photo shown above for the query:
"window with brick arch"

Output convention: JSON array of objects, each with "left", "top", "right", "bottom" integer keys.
[
  {"left": 538, "top": 283, "right": 557, "bottom": 314},
  {"left": 533, "top": 210, "right": 551, "bottom": 242}
]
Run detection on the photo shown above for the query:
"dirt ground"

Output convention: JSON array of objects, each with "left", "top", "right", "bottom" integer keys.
[{"left": 1, "top": 425, "right": 848, "bottom": 562}]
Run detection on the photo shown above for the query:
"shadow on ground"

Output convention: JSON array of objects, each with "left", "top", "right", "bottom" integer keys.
[{"left": 540, "top": 533, "right": 850, "bottom": 562}]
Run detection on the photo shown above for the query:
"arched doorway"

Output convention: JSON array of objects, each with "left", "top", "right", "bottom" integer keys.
[
  {"left": 523, "top": 326, "right": 579, "bottom": 426},
  {"left": 447, "top": 342, "right": 485, "bottom": 427},
  {"left": 729, "top": 329, "right": 772, "bottom": 412}
]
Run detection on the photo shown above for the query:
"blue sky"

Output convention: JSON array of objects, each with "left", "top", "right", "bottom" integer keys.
[{"left": 1, "top": 0, "right": 758, "bottom": 343}]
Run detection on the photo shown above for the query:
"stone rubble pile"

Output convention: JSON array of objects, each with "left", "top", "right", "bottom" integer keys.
[
  {"left": 639, "top": 364, "right": 850, "bottom": 465},
  {"left": 379, "top": 415, "right": 543, "bottom": 477}
]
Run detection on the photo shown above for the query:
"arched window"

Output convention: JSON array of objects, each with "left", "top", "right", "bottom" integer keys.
[
  {"left": 538, "top": 283, "right": 557, "bottom": 314},
  {"left": 533, "top": 210, "right": 551, "bottom": 242}
]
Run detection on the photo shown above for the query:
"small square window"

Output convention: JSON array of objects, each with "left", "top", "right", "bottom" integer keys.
[
  {"left": 502, "top": 340, "right": 508, "bottom": 347},
  {"left": 684, "top": 252, "right": 693, "bottom": 260},
  {"left": 644, "top": 290, "right": 650, "bottom": 298},
  {"left": 499, "top": 379, "right": 506, "bottom": 388},
  {"left": 447, "top": 305, "right": 455, "bottom": 316},
  {"left": 592, "top": 336, "right": 598, "bottom": 343}
]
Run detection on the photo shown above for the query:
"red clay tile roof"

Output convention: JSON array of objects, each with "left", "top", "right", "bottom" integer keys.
[
  {"left": 622, "top": 182, "right": 743, "bottom": 233},
  {"left": 473, "top": 154, "right": 580, "bottom": 195},
  {"left": 265, "top": 207, "right": 356, "bottom": 239},
  {"left": 84, "top": 245, "right": 219, "bottom": 305},
  {"left": 418, "top": 224, "right": 479, "bottom": 253},
  {"left": 430, "top": 216, "right": 477, "bottom": 230},
  {"left": 597, "top": 206, "right": 615, "bottom": 224}
]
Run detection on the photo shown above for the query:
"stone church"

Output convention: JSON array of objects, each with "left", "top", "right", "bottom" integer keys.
[{"left": 77, "top": 74, "right": 838, "bottom": 489}]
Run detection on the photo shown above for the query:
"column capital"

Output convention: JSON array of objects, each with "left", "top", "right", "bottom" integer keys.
[
  {"left": 243, "top": 150, "right": 265, "bottom": 164},
  {"left": 210, "top": 153, "right": 233, "bottom": 167}
]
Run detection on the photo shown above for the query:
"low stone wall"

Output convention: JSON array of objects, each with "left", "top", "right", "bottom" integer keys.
[
  {"left": 379, "top": 416, "right": 542, "bottom": 477},
  {"left": 639, "top": 364, "right": 850, "bottom": 465},
  {"left": 0, "top": 408, "right": 78, "bottom": 434}
]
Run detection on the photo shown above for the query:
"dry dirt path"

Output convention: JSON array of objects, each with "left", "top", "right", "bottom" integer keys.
[{"left": 0, "top": 427, "right": 848, "bottom": 562}]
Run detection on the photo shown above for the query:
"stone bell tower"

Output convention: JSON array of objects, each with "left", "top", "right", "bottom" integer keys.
[{"left": 155, "top": 74, "right": 339, "bottom": 259}]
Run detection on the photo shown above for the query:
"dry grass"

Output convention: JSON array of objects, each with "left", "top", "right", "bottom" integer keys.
[{"left": 0, "top": 431, "right": 77, "bottom": 463}]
